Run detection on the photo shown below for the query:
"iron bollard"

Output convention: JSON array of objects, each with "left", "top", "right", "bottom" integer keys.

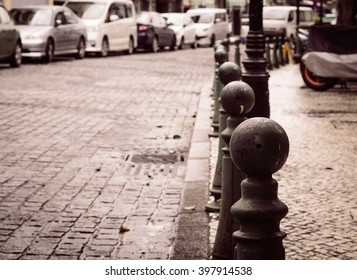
[
  {"left": 211, "top": 81, "right": 255, "bottom": 259},
  {"left": 211, "top": 43, "right": 228, "bottom": 96},
  {"left": 206, "top": 62, "right": 242, "bottom": 213},
  {"left": 273, "top": 35, "right": 279, "bottom": 68},
  {"left": 279, "top": 34, "right": 285, "bottom": 66},
  {"left": 221, "top": 37, "right": 230, "bottom": 54},
  {"left": 234, "top": 38, "right": 241, "bottom": 68},
  {"left": 265, "top": 36, "right": 273, "bottom": 70},
  {"left": 230, "top": 117, "right": 289, "bottom": 260},
  {"left": 210, "top": 47, "right": 228, "bottom": 138}
]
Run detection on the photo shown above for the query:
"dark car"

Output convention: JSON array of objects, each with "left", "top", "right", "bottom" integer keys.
[
  {"left": 136, "top": 11, "right": 176, "bottom": 52},
  {"left": 0, "top": 4, "right": 22, "bottom": 67}
]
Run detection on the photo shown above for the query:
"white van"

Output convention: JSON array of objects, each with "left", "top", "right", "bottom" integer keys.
[
  {"left": 186, "top": 8, "right": 229, "bottom": 47},
  {"left": 263, "top": 6, "right": 314, "bottom": 39},
  {"left": 64, "top": 0, "right": 137, "bottom": 56}
]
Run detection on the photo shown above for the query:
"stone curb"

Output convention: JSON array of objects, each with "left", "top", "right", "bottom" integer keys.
[{"left": 170, "top": 84, "right": 212, "bottom": 260}]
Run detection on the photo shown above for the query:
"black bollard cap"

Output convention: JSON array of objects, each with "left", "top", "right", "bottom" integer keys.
[
  {"left": 221, "top": 81, "right": 255, "bottom": 116},
  {"left": 230, "top": 117, "right": 289, "bottom": 176},
  {"left": 214, "top": 42, "right": 222, "bottom": 51},
  {"left": 218, "top": 62, "right": 242, "bottom": 86},
  {"left": 221, "top": 38, "right": 229, "bottom": 48},
  {"left": 214, "top": 47, "right": 228, "bottom": 64}
]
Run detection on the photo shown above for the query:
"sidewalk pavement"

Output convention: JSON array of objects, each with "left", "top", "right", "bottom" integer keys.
[{"left": 172, "top": 62, "right": 357, "bottom": 260}]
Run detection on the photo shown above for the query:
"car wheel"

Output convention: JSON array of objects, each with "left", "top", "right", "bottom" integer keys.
[
  {"left": 191, "top": 37, "right": 197, "bottom": 49},
  {"left": 209, "top": 34, "right": 216, "bottom": 47},
  {"left": 76, "top": 37, "right": 85, "bottom": 59},
  {"left": 300, "top": 62, "right": 338, "bottom": 91},
  {"left": 43, "top": 39, "right": 54, "bottom": 63},
  {"left": 151, "top": 37, "right": 159, "bottom": 53},
  {"left": 178, "top": 37, "right": 184, "bottom": 50},
  {"left": 9, "top": 41, "right": 22, "bottom": 68},
  {"left": 169, "top": 36, "right": 176, "bottom": 51},
  {"left": 126, "top": 37, "right": 134, "bottom": 55},
  {"left": 100, "top": 38, "right": 109, "bottom": 57}
]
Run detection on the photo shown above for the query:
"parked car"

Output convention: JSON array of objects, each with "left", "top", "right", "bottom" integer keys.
[
  {"left": 136, "top": 11, "right": 176, "bottom": 52},
  {"left": 263, "top": 6, "right": 314, "bottom": 39},
  {"left": 186, "top": 8, "right": 229, "bottom": 47},
  {"left": 0, "top": 4, "right": 22, "bottom": 67},
  {"left": 64, "top": 0, "right": 137, "bottom": 56},
  {"left": 162, "top": 12, "right": 197, "bottom": 49},
  {"left": 10, "top": 5, "right": 87, "bottom": 63}
]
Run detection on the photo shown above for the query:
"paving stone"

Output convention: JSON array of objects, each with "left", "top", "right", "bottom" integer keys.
[{"left": 1, "top": 47, "right": 355, "bottom": 260}]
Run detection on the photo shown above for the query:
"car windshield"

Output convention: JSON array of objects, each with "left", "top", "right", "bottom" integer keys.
[
  {"left": 164, "top": 15, "right": 182, "bottom": 26},
  {"left": 10, "top": 8, "right": 53, "bottom": 26},
  {"left": 66, "top": 2, "right": 106, "bottom": 19},
  {"left": 190, "top": 13, "right": 213, "bottom": 24},
  {"left": 136, "top": 12, "right": 151, "bottom": 24},
  {"left": 263, "top": 10, "right": 287, "bottom": 21}
]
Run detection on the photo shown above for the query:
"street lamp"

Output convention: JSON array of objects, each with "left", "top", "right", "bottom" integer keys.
[{"left": 242, "top": 0, "right": 270, "bottom": 118}]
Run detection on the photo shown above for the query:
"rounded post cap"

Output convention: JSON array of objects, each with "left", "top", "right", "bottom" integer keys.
[
  {"left": 214, "top": 47, "right": 228, "bottom": 64},
  {"left": 218, "top": 62, "right": 242, "bottom": 86},
  {"left": 230, "top": 117, "right": 289, "bottom": 176},
  {"left": 221, "top": 81, "right": 255, "bottom": 115}
]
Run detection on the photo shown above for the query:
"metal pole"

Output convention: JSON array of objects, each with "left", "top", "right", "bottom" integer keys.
[
  {"left": 296, "top": 0, "right": 300, "bottom": 26},
  {"left": 319, "top": 0, "right": 323, "bottom": 24},
  {"left": 242, "top": 0, "right": 270, "bottom": 118}
]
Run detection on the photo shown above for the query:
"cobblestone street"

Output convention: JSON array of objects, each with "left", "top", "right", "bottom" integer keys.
[
  {"left": 0, "top": 45, "right": 356, "bottom": 260},
  {"left": 0, "top": 48, "right": 214, "bottom": 259}
]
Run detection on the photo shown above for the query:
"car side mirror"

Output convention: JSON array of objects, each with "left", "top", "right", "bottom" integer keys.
[
  {"left": 110, "top": 14, "right": 119, "bottom": 22},
  {"left": 55, "top": 18, "right": 63, "bottom": 27}
]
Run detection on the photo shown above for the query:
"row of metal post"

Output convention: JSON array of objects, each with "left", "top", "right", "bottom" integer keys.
[
  {"left": 265, "top": 33, "right": 293, "bottom": 70},
  {"left": 206, "top": 38, "right": 290, "bottom": 260}
]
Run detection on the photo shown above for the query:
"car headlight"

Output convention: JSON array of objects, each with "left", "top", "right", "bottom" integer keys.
[{"left": 25, "top": 33, "right": 46, "bottom": 40}]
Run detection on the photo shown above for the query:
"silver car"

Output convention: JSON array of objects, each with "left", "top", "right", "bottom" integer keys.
[
  {"left": 0, "top": 4, "right": 22, "bottom": 67},
  {"left": 10, "top": 5, "right": 87, "bottom": 63}
]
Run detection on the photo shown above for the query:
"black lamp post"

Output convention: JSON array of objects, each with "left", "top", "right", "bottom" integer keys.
[{"left": 242, "top": 0, "right": 270, "bottom": 118}]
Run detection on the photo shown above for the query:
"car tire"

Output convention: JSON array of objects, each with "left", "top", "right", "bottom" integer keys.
[
  {"left": 126, "top": 37, "right": 134, "bottom": 55},
  {"left": 100, "top": 38, "right": 109, "bottom": 57},
  {"left": 169, "top": 36, "right": 176, "bottom": 51},
  {"left": 75, "top": 37, "right": 85, "bottom": 59},
  {"left": 178, "top": 37, "right": 184, "bottom": 50},
  {"left": 300, "top": 62, "right": 338, "bottom": 91},
  {"left": 9, "top": 40, "right": 22, "bottom": 68},
  {"left": 209, "top": 34, "right": 216, "bottom": 47},
  {"left": 151, "top": 37, "right": 159, "bottom": 53},
  {"left": 191, "top": 37, "right": 197, "bottom": 49},
  {"left": 43, "top": 39, "right": 54, "bottom": 63}
]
